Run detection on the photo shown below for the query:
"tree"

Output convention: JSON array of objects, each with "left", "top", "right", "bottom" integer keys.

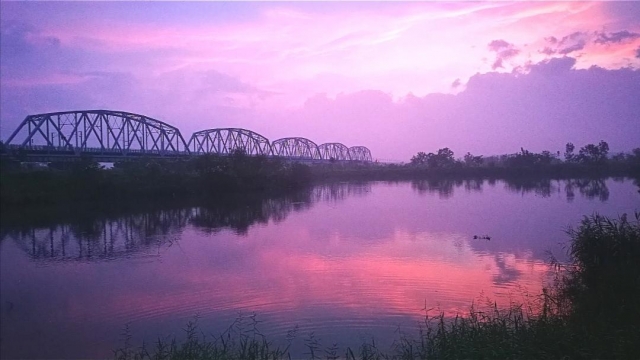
[
  {"left": 436, "top": 148, "right": 455, "bottom": 164},
  {"left": 411, "top": 148, "right": 457, "bottom": 168},
  {"left": 410, "top": 152, "right": 428, "bottom": 165},
  {"left": 577, "top": 140, "right": 609, "bottom": 164},
  {"left": 611, "top": 152, "right": 626, "bottom": 162},
  {"left": 565, "top": 142, "right": 575, "bottom": 162},
  {"left": 633, "top": 148, "right": 640, "bottom": 163},
  {"left": 504, "top": 148, "right": 556, "bottom": 167},
  {"left": 463, "top": 152, "right": 484, "bottom": 167},
  {"left": 539, "top": 150, "right": 554, "bottom": 165}
]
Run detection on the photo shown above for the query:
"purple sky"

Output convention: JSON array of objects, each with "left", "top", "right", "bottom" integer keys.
[{"left": 1, "top": 1, "right": 639, "bottom": 161}]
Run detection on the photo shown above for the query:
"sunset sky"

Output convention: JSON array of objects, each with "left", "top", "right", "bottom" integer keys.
[{"left": 1, "top": 1, "right": 639, "bottom": 161}]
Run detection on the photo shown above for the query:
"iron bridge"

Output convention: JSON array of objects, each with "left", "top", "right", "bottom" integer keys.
[{"left": 2, "top": 110, "right": 373, "bottom": 162}]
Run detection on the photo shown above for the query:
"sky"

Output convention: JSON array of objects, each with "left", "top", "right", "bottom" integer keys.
[{"left": 1, "top": 1, "right": 639, "bottom": 162}]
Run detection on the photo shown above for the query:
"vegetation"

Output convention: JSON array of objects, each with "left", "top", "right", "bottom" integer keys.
[
  {"left": 0, "top": 150, "right": 312, "bottom": 206},
  {"left": 312, "top": 141, "right": 639, "bottom": 182},
  {"left": 113, "top": 213, "right": 640, "bottom": 359},
  {"left": 409, "top": 140, "right": 639, "bottom": 171},
  {"left": 2, "top": 140, "right": 639, "bottom": 207}
]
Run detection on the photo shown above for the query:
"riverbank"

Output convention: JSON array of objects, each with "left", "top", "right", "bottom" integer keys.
[
  {"left": 310, "top": 160, "right": 640, "bottom": 182},
  {"left": 113, "top": 213, "right": 640, "bottom": 359},
  {"left": 2, "top": 153, "right": 639, "bottom": 208},
  {"left": 0, "top": 153, "right": 312, "bottom": 207}
]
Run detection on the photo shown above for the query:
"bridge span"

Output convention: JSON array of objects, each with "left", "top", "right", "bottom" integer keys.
[{"left": 2, "top": 110, "right": 373, "bottom": 163}]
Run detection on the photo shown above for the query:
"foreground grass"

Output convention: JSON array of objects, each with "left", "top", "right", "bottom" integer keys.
[{"left": 115, "top": 213, "right": 640, "bottom": 360}]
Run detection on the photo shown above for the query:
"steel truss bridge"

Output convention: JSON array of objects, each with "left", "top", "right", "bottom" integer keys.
[{"left": 3, "top": 110, "right": 373, "bottom": 162}]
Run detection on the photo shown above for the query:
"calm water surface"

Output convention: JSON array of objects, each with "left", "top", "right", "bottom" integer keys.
[{"left": 1, "top": 178, "right": 638, "bottom": 358}]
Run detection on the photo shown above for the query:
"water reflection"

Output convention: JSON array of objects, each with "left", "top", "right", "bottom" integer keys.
[
  {"left": 411, "top": 178, "right": 463, "bottom": 198},
  {"left": 1, "top": 178, "right": 638, "bottom": 359},
  {"left": 313, "top": 181, "right": 372, "bottom": 202},
  {"left": 5, "top": 209, "right": 192, "bottom": 262},
  {"left": 2, "top": 183, "right": 373, "bottom": 261},
  {"left": 411, "top": 177, "right": 613, "bottom": 201},
  {"left": 0, "top": 179, "right": 626, "bottom": 263},
  {"left": 564, "top": 179, "right": 609, "bottom": 202},
  {"left": 492, "top": 254, "right": 523, "bottom": 286}
]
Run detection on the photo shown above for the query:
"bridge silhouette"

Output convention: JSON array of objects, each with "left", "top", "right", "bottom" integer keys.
[{"left": 3, "top": 110, "right": 373, "bottom": 162}]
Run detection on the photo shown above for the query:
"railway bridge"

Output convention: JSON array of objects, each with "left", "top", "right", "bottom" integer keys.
[{"left": 2, "top": 110, "right": 373, "bottom": 163}]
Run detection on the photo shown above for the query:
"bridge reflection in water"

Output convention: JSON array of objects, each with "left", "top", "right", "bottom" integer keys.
[
  {"left": 1, "top": 179, "right": 614, "bottom": 262},
  {"left": 2, "top": 183, "right": 373, "bottom": 262}
]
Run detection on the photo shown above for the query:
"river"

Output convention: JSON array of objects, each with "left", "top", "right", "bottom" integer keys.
[{"left": 1, "top": 177, "right": 638, "bottom": 358}]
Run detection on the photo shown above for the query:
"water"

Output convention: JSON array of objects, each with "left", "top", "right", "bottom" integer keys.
[{"left": 1, "top": 178, "right": 638, "bottom": 358}]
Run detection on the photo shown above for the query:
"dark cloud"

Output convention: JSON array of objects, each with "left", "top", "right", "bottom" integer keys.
[
  {"left": 491, "top": 58, "right": 504, "bottom": 70},
  {"left": 499, "top": 48, "right": 519, "bottom": 59},
  {"left": 540, "top": 47, "right": 556, "bottom": 56},
  {"left": 540, "top": 32, "right": 592, "bottom": 57},
  {"left": 636, "top": 46, "right": 640, "bottom": 58},
  {"left": 488, "top": 39, "right": 511, "bottom": 52},
  {"left": 557, "top": 31, "right": 587, "bottom": 54},
  {"left": 487, "top": 39, "right": 520, "bottom": 70},
  {"left": 527, "top": 56, "right": 577, "bottom": 75},
  {"left": 594, "top": 30, "right": 640, "bottom": 44},
  {"left": 541, "top": 29, "right": 640, "bottom": 58},
  {"left": 558, "top": 41, "right": 586, "bottom": 55}
]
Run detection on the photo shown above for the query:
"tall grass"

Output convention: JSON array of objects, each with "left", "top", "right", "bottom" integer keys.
[
  {"left": 115, "top": 213, "right": 640, "bottom": 359},
  {"left": 114, "top": 315, "right": 293, "bottom": 360}
]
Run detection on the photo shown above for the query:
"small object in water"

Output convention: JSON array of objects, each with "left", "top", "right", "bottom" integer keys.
[{"left": 473, "top": 235, "right": 478, "bottom": 239}]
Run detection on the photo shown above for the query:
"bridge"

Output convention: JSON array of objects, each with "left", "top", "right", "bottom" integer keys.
[{"left": 2, "top": 110, "right": 373, "bottom": 163}]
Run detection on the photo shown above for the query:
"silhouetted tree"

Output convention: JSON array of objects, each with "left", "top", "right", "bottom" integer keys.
[
  {"left": 410, "top": 152, "right": 429, "bottom": 165},
  {"left": 632, "top": 148, "right": 640, "bottom": 165},
  {"left": 539, "top": 150, "right": 554, "bottom": 165},
  {"left": 565, "top": 142, "right": 575, "bottom": 162},
  {"left": 436, "top": 148, "right": 455, "bottom": 165},
  {"left": 463, "top": 152, "right": 484, "bottom": 167},
  {"left": 577, "top": 141, "right": 609, "bottom": 164}
]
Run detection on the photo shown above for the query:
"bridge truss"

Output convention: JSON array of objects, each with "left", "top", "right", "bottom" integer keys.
[
  {"left": 5, "top": 110, "right": 189, "bottom": 154},
  {"left": 188, "top": 128, "right": 272, "bottom": 156},
  {"left": 348, "top": 146, "right": 373, "bottom": 162},
  {"left": 2, "top": 110, "right": 374, "bottom": 162},
  {"left": 318, "top": 143, "right": 351, "bottom": 161},
  {"left": 271, "top": 137, "right": 321, "bottom": 160}
]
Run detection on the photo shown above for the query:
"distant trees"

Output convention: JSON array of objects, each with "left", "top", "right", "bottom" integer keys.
[
  {"left": 463, "top": 152, "right": 484, "bottom": 167},
  {"left": 410, "top": 148, "right": 455, "bottom": 168},
  {"left": 407, "top": 139, "right": 640, "bottom": 173},
  {"left": 577, "top": 141, "right": 609, "bottom": 164},
  {"left": 1, "top": 151, "right": 314, "bottom": 206},
  {"left": 564, "top": 141, "right": 609, "bottom": 164},
  {"left": 503, "top": 148, "right": 555, "bottom": 167},
  {"left": 633, "top": 148, "right": 640, "bottom": 165},
  {"left": 410, "top": 152, "right": 429, "bottom": 165}
]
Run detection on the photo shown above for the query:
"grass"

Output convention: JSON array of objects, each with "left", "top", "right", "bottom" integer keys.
[{"left": 114, "top": 212, "right": 640, "bottom": 359}]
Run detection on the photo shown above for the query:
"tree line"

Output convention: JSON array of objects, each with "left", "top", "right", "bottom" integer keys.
[
  {"left": 410, "top": 141, "right": 640, "bottom": 169},
  {"left": 0, "top": 150, "right": 312, "bottom": 206}
]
